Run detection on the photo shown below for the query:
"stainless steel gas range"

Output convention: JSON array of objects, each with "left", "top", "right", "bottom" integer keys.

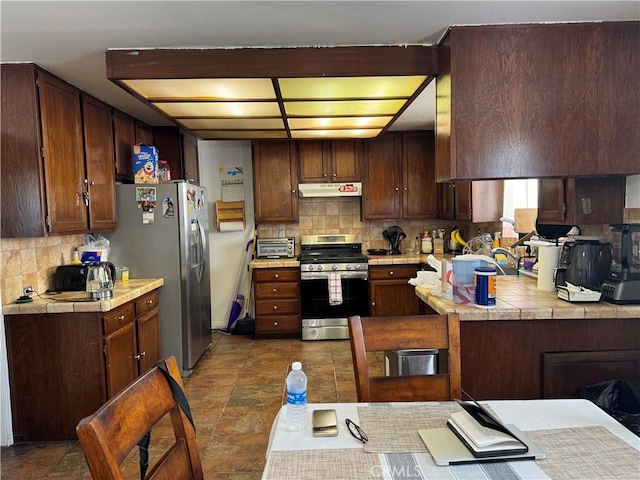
[{"left": 299, "top": 234, "right": 369, "bottom": 340}]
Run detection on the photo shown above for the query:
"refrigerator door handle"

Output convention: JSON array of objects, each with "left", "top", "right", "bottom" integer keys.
[{"left": 196, "top": 213, "right": 207, "bottom": 284}]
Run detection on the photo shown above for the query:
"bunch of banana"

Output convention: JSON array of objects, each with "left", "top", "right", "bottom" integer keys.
[{"left": 451, "top": 229, "right": 466, "bottom": 246}]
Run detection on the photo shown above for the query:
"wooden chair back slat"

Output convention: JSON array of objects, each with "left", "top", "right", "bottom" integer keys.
[{"left": 348, "top": 314, "right": 461, "bottom": 402}]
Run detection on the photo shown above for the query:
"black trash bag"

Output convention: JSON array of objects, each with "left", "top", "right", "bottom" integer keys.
[{"left": 580, "top": 379, "right": 640, "bottom": 437}]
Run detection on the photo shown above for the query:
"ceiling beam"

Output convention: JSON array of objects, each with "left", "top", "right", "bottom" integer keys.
[{"left": 106, "top": 46, "right": 439, "bottom": 80}]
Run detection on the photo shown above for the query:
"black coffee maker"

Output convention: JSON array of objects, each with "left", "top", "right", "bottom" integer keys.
[
  {"left": 555, "top": 238, "right": 612, "bottom": 291},
  {"left": 602, "top": 224, "right": 640, "bottom": 304}
]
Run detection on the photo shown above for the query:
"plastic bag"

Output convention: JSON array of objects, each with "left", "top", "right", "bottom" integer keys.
[
  {"left": 580, "top": 379, "right": 640, "bottom": 436},
  {"left": 80, "top": 234, "right": 111, "bottom": 262}
]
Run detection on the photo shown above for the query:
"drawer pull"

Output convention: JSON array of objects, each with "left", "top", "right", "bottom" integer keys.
[
  {"left": 146, "top": 300, "right": 153, "bottom": 305},
  {"left": 389, "top": 271, "right": 394, "bottom": 276},
  {"left": 274, "top": 274, "right": 279, "bottom": 279},
  {"left": 117, "top": 315, "right": 126, "bottom": 321},
  {"left": 273, "top": 288, "right": 277, "bottom": 293},
  {"left": 273, "top": 305, "right": 278, "bottom": 310},
  {"left": 274, "top": 321, "right": 278, "bottom": 326}
]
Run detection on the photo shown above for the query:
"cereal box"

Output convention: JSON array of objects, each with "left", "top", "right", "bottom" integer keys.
[{"left": 133, "top": 144, "right": 159, "bottom": 184}]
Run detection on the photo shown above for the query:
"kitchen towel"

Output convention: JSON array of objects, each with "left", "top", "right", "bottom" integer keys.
[{"left": 327, "top": 272, "right": 343, "bottom": 306}]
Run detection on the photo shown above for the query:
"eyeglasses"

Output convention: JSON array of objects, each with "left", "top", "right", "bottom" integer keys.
[{"left": 345, "top": 418, "right": 368, "bottom": 444}]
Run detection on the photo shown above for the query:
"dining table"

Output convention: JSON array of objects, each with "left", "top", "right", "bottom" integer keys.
[{"left": 262, "top": 399, "right": 639, "bottom": 479}]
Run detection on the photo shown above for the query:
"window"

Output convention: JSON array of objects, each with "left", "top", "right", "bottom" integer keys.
[{"left": 502, "top": 179, "right": 538, "bottom": 238}]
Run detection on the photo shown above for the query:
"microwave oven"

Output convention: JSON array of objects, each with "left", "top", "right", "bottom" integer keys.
[{"left": 256, "top": 238, "right": 295, "bottom": 259}]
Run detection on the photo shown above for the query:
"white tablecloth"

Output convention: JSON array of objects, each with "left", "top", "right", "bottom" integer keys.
[{"left": 263, "top": 399, "right": 640, "bottom": 480}]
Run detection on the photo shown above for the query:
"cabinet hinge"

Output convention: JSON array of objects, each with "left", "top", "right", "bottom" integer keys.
[
  {"left": 45, "top": 216, "right": 51, "bottom": 227},
  {"left": 40, "top": 147, "right": 45, "bottom": 158},
  {"left": 103, "top": 345, "right": 107, "bottom": 355},
  {"left": 35, "top": 77, "right": 40, "bottom": 88},
  {"left": 562, "top": 203, "right": 567, "bottom": 220}
]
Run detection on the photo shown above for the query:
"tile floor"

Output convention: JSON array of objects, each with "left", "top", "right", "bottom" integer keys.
[{"left": 1, "top": 331, "right": 379, "bottom": 479}]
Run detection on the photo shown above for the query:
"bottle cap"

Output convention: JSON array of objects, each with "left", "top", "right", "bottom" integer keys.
[{"left": 292, "top": 361, "right": 302, "bottom": 370}]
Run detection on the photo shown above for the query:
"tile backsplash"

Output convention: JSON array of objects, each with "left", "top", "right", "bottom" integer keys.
[
  {"left": 1, "top": 234, "right": 84, "bottom": 305},
  {"left": 256, "top": 197, "right": 501, "bottom": 253}
]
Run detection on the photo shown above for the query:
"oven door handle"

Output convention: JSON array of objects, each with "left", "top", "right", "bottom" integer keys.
[{"left": 300, "top": 271, "right": 368, "bottom": 281}]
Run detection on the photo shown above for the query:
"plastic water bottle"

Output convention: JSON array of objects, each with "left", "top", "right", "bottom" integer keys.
[{"left": 286, "top": 361, "right": 307, "bottom": 431}]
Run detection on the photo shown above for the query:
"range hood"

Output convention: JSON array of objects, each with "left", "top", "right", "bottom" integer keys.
[{"left": 298, "top": 182, "right": 362, "bottom": 198}]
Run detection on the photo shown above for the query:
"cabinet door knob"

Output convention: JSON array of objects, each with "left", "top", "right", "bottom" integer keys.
[
  {"left": 273, "top": 288, "right": 277, "bottom": 292},
  {"left": 389, "top": 271, "right": 394, "bottom": 276},
  {"left": 395, "top": 187, "right": 399, "bottom": 191},
  {"left": 323, "top": 173, "right": 328, "bottom": 177},
  {"left": 403, "top": 187, "right": 408, "bottom": 191},
  {"left": 332, "top": 173, "right": 337, "bottom": 177},
  {"left": 291, "top": 189, "right": 296, "bottom": 194},
  {"left": 371, "top": 302, "right": 376, "bottom": 306},
  {"left": 274, "top": 274, "right": 279, "bottom": 279},
  {"left": 273, "top": 305, "right": 278, "bottom": 310},
  {"left": 274, "top": 321, "right": 278, "bottom": 326}
]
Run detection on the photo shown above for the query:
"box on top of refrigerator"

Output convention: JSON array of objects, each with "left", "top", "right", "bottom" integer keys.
[{"left": 133, "top": 144, "right": 159, "bottom": 184}]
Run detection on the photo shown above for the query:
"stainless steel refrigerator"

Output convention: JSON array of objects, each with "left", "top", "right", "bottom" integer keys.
[{"left": 106, "top": 181, "right": 211, "bottom": 376}]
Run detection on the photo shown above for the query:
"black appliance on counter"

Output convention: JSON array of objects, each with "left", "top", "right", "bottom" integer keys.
[
  {"left": 555, "top": 238, "right": 612, "bottom": 291},
  {"left": 299, "top": 234, "right": 369, "bottom": 340},
  {"left": 54, "top": 262, "right": 115, "bottom": 292},
  {"left": 602, "top": 223, "right": 640, "bottom": 304}
]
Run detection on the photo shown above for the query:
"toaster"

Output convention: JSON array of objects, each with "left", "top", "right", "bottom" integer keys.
[{"left": 55, "top": 263, "right": 115, "bottom": 292}]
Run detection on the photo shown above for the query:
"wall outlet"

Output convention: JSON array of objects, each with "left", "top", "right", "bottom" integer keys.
[{"left": 22, "top": 285, "right": 33, "bottom": 296}]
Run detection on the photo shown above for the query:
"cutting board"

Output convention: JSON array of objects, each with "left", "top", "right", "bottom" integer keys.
[{"left": 514, "top": 208, "right": 537, "bottom": 233}]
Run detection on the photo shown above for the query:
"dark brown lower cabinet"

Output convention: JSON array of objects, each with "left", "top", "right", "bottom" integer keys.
[
  {"left": 460, "top": 318, "right": 640, "bottom": 400},
  {"left": 369, "top": 265, "right": 423, "bottom": 317},
  {"left": 4, "top": 289, "right": 161, "bottom": 441}
]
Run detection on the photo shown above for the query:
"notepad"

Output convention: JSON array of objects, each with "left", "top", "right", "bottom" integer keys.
[{"left": 448, "top": 398, "right": 528, "bottom": 457}]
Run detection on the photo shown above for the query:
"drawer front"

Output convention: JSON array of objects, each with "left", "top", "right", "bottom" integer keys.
[
  {"left": 253, "top": 268, "right": 299, "bottom": 283},
  {"left": 103, "top": 303, "right": 136, "bottom": 336},
  {"left": 256, "top": 315, "right": 300, "bottom": 334},
  {"left": 255, "top": 298, "right": 300, "bottom": 316},
  {"left": 135, "top": 290, "right": 159, "bottom": 316},
  {"left": 255, "top": 282, "right": 299, "bottom": 299},
  {"left": 369, "top": 265, "right": 419, "bottom": 280}
]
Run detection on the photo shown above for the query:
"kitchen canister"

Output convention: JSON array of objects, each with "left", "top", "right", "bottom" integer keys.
[
  {"left": 537, "top": 245, "right": 562, "bottom": 291},
  {"left": 474, "top": 267, "right": 497, "bottom": 308}
]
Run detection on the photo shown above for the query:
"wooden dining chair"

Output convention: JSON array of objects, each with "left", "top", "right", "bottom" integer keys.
[
  {"left": 348, "top": 313, "right": 461, "bottom": 402},
  {"left": 76, "top": 356, "right": 203, "bottom": 480}
]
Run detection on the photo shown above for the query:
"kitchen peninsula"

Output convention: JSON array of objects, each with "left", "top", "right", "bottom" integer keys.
[
  {"left": 3, "top": 279, "right": 164, "bottom": 441},
  {"left": 415, "top": 277, "right": 640, "bottom": 400}
]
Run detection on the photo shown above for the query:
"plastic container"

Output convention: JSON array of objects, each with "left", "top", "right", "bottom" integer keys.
[
  {"left": 286, "top": 362, "right": 307, "bottom": 431},
  {"left": 421, "top": 232, "right": 433, "bottom": 254},
  {"left": 452, "top": 257, "right": 486, "bottom": 304},
  {"left": 116, "top": 266, "right": 130, "bottom": 282},
  {"left": 474, "top": 267, "right": 497, "bottom": 308}
]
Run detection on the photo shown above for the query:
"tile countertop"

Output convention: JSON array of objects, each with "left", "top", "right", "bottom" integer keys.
[
  {"left": 250, "top": 253, "right": 436, "bottom": 269},
  {"left": 416, "top": 275, "right": 640, "bottom": 321},
  {"left": 2, "top": 278, "right": 164, "bottom": 315}
]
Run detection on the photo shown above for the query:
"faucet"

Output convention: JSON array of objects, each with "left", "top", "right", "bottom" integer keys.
[{"left": 490, "top": 247, "right": 519, "bottom": 275}]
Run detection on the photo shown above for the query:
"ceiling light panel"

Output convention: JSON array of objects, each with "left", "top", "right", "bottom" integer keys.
[
  {"left": 285, "top": 99, "right": 407, "bottom": 116},
  {"left": 179, "top": 118, "right": 284, "bottom": 129},
  {"left": 122, "top": 78, "right": 276, "bottom": 100},
  {"left": 153, "top": 101, "right": 281, "bottom": 117},
  {"left": 290, "top": 129, "right": 382, "bottom": 139},
  {"left": 288, "top": 116, "right": 391, "bottom": 129},
  {"left": 196, "top": 130, "right": 288, "bottom": 139},
  {"left": 279, "top": 76, "right": 426, "bottom": 99}
]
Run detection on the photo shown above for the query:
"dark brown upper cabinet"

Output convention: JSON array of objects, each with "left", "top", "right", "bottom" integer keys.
[
  {"left": 537, "top": 177, "right": 626, "bottom": 225},
  {"left": 436, "top": 22, "right": 640, "bottom": 182},
  {"left": 1, "top": 64, "right": 116, "bottom": 237},
  {"left": 113, "top": 110, "right": 136, "bottom": 182},
  {"left": 253, "top": 140, "right": 298, "bottom": 223},
  {"left": 153, "top": 127, "right": 200, "bottom": 185},
  {"left": 438, "top": 180, "right": 504, "bottom": 223},
  {"left": 297, "top": 140, "right": 362, "bottom": 183}
]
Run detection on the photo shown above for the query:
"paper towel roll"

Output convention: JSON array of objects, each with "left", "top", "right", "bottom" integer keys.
[
  {"left": 219, "top": 221, "right": 245, "bottom": 232},
  {"left": 537, "top": 245, "right": 561, "bottom": 291}
]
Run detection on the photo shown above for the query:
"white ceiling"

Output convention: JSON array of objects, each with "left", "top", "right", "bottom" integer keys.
[{"left": 2, "top": 1, "right": 638, "bottom": 132}]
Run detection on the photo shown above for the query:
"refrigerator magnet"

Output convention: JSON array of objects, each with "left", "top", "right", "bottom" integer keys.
[{"left": 162, "top": 197, "right": 175, "bottom": 219}]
